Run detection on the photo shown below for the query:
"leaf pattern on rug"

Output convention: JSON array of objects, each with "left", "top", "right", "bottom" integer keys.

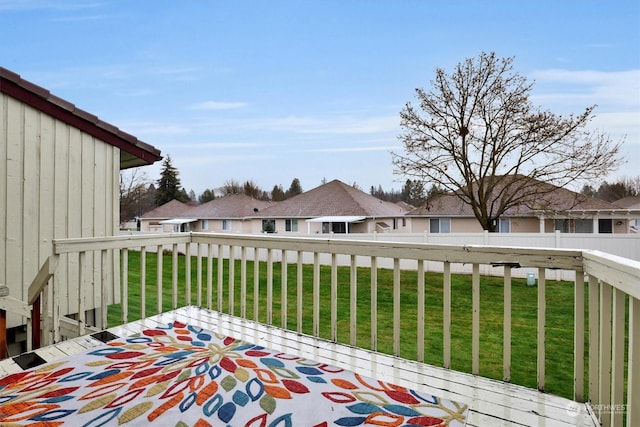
[{"left": 0, "top": 321, "right": 468, "bottom": 426}]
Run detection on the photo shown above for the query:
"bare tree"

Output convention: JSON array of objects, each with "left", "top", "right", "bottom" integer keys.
[
  {"left": 221, "top": 179, "right": 243, "bottom": 196},
  {"left": 392, "top": 52, "right": 624, "bottom": 231},
  {"left": 120, "top": 168, "right": 155, "bottom": 224}
]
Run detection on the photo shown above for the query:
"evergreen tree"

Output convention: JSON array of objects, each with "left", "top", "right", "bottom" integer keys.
[
  {"left": 286, "top": 178, "right": 303, "bottom": 198},
  {"left": 271, "top": 184, "right": 286, "bottom": 201},
  {"left": 199, "top": 188, "right": 216, "bottom": 204},
  {"left": 155, "top": 155, "right": 189, "bottom": 205}
]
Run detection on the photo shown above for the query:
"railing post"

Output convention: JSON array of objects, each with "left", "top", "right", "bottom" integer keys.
[
  {"left": 628, "top": 296, "right": 640, "bottom": 427},
  {"left": 537, "top": 267, "right": 546, "bottom": 392}
]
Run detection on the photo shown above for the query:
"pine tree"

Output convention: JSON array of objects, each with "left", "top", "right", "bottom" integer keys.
[
  {"left": 155, "top": 155, "right": 189, "bottom": 205},
  {"left": 286, "top": 178, "right": 303, "bottom": 198}
]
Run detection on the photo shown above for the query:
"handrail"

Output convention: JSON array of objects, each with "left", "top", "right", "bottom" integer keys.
[{"left": 15, "top": 232, "right": 640, "bottom": 426}]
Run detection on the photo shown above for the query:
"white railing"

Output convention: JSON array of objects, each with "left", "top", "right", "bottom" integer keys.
[{"left": 22, "top": 232, "right": 640, "bottom": 427}]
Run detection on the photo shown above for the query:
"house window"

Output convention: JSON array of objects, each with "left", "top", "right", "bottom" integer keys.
[
  {"left": 402, "top": 217, "right": 406, "bottom": 227},
  {"left": 430, "top": 218, "right": 451, "bottom": 233},
  {"left": 222, "top": 219, "right": 231, "bottom": 231},
  {"left": 496, "top": 218, "right": 510, "bottom": 233},
  {"left": 201, "top": 219, "right": 208, "bottom": 230},
  {"left": 575, "top": 219, "right": 593, "bottom": 233},
  {"left": 393, "top": 218, "right": 398, "bottom": 230},
  {"left": 554, "top": 219, "right": 570, "bottom": 233},
  {"left": 598, "top": 218, "right": 613, "bottom": 234},
  {"left": 262, "top": 219, "right": 276, "bottom": 233},
  {"left": 285, "top": 219, "right": 298, "bottom": 232},
  {"left": 322, "top": 222, "right": 347, "bottom": 233}
]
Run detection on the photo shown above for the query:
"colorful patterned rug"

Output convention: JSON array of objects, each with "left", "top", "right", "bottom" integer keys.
[{"left": 0, "top": 321, "right": 468, "bottom": 426}]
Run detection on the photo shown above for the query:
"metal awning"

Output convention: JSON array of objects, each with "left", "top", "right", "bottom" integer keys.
[
  {"left": 305, "top": 216, "right": 366, "bottom": 223},
  {"left": 159, "top": 218, "right": 197, "bottom": 225}
]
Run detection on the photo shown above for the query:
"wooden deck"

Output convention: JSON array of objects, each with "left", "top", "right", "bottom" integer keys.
[{"left": 0, "top": 306, "right": 598, "bottom": 426}]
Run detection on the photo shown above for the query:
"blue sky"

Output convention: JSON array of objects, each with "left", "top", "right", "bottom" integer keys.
[{"left": 2, "top": 1, "right": 639, "bottom": 195}]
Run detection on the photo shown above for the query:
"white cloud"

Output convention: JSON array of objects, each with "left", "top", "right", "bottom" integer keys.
[
  {"left": 188, "top": 101, "right": 248, "bottom": 110},
  {"left": 308, "top": 145, "right": 400, "bottom": 153},
  {"left": 530, "top": 69, "right": 640, "bottom": 109}
]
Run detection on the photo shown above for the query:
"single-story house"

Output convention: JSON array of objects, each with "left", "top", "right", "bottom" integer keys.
[
  {"left": 248, "top": 179, "right": 409, "bottom": 234},
  {"left": 139, "top": 199, "right": 193, "bottom": 232},
  {"left": 407, "top": 178, "right": 637, "bottom": 234},
  {"left": 181, "top": 194, "right": 273, "bottom": 234},
  {"left": 614, "top": 196, "right": 640, "bottom": 232}
]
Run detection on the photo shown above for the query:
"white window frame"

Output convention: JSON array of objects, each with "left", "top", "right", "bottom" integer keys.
[
  {"left": 285, "top": 219, "right": 298, "bottom": 232},
  {"left": 201, "top": 219, "right": 209, "bottom": 231},
  {"left": 430, "top": 218, "right": 451, "bottom": 233}
]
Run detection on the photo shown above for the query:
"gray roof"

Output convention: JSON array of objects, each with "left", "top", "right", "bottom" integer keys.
[
  {"left": 408, "top": 179, "right": 623, "bottom": 217},
  {"left": 185, "top": 194, "right": 273, "bottom": 218},
  {"left": 141, "top": 200, "right": 191, "bottom": 219},
  {"left": 614, "top": 196, "right": 640, "bottom": 209},
  {"left": 252, "top": 179, "right": 407, "bottom": 218}
]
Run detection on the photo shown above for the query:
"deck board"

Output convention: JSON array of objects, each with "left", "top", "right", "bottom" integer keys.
[{"left": 0, "top": 306, "right": 597, "bottom": 427}]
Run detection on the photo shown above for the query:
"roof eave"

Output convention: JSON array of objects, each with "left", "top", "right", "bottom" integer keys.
[{"left": 0, "top": 67, "right": 162, "bottom": 169}]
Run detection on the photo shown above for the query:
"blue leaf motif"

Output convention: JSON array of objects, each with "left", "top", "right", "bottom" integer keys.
[
  {"left": 334, "top": 416, "right": 366, "bottom": 426},
  {"left": 203, "top": 394, "right": 224, "bottom": 417},
  {"left": 246, "top": 377, "right": 264, "bottom": 401},
  {"left": 296, "top": 366, "right": 323, "bottom": 375},
  {"left": 31, "top": 409, "right": 76, "bottom": 421},
  {"left": 268, "top": 413, "right": 293, "bottom": 427},
  {"left": 82, "top": 407, "right": 122, "bottom": 426},
  {"left": 260, "top": 357, "right": 285, "bottom": 368},
  {"left": 347, "top": 402, "right": 382, "bottom": 414},
  {"left": 218, "top": 401, "right": 236, "bottom": 423}
]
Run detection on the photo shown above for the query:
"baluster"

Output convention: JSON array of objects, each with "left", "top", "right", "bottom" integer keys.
[
  {"left": 172, "top": 244, "right": 178, "bottom": 309},
  {"left": 393, "top": 258, "right": 400, "bottom": 357},
  {"left": 121, "top": 248, "right": 128, "bottom": 325},
  {"left": 503, "top": 266, "right": 512, "bottom": 382},
  {"left": 349, "top": 254, "right": 357, "bottom": 347},
  {"left": 140, "top": 247, "right": 146, "bottom": 319},
  {"left": 331, "top": 253, "right": 337, "bottom": 342},
  {"left": 628, "top": 296, "right": 640, "bottom": 427},
  {"left": 417, "top": 259, "right": 425, "bottom": 363},
  {"left": 598, "top": 281, "right": 612, "bottom": 427},
  {"left": 296, "top": 251, "right": 303, "bottom": 333},
  {"left": 229, "top": 246, "right": 235, "bottom": 316},
  {"left": 266, "top": 248, "right": 273, "bottom": 325},
  {"left": 472, "top": 263, "right": 480, "bottom": 375},
  {"left": 185, "top": 242, "right": 191, "bottom": 306},
  {"left": 443, "top": 261, "right": 451, "bottom": 369},
  {"left": 241, "top": 246, "right": 247, "bottom": 319},
  {"left": 537, "top": 267, "right": 546, "bottom": 391},
  {"left": 281, "top": 250, "right": 288, "bottom": 329},
  {"left": 573, "top": 271, "right": 585, "bottom": 402},
  {"left": 371, "top": 256, "right": 378, "bottom": 352},
  {"left": 611, "top": 288, "right": 625, "bottom": 427}
]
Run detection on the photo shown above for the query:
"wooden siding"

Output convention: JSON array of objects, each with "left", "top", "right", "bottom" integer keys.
[{"left": 0, "top": 93, "right": 120, "bottom": 328}]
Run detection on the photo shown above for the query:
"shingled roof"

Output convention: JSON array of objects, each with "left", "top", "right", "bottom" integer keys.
[
  {"left": 0, "top": 67, "right": 162, "bottom": 168},
  {"left": 141, "top": 200, "right": 192, "bottom": 219},
  {"left": 408, "top": 178, "right": 623, "bottom": 217},
  {"left": 185, "top": 194, "right": 273, "bottom": 219},
  {"left": 252, "top": 179, "right": 407, "bottom": 218}
]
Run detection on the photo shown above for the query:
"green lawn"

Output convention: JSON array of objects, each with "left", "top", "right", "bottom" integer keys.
[{"left": 108, "top": 250, "right": 589, "bottom": 400}]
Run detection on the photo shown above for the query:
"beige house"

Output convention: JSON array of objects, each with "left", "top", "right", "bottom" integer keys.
[
  {"left": 0, "top": 68, "right": 161, "bottom": 347},
  {"left": 615, "top": 196, "right": 640, "bottom": 232},
  {"left": 182, "top": 194, "right": 272, "bottom": 234},
  {"left": 139, "top": 199, "right": 193, "bottom": 232},
  {"left": 248, "top": 179, "right": 409, "bottom": 234},
  {"left": 408, "top": 182, "right": 636, "bottom": 234}
]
